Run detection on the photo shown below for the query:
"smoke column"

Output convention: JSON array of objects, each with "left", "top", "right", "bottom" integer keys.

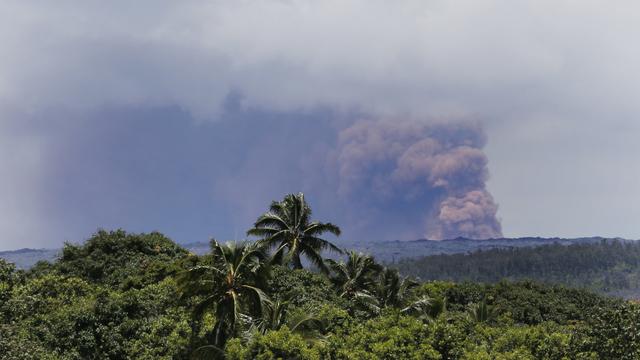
[{"left": 330, "top": 119, "right": 502, "bottom": 240}]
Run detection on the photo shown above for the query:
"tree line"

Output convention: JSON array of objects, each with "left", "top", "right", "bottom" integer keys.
[
  {"left": 1, "top": 193, "right": 639, "bottom": 359},
  {"left": 394, "top": 239, "right": 640, "bottom": 296}
]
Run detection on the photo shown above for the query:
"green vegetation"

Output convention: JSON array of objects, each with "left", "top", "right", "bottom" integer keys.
[
  {"left": 1, "top": 194, "right": 639, "bottom": 359},
  {"left": 394, "top": 240, "right": 640, "bottom": 296}
]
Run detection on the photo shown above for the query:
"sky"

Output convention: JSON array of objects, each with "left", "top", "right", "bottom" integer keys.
[{"left": 1, "top": 0, "right": 639, "bottom": 249}]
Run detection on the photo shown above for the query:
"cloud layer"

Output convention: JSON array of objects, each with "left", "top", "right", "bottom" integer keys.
[
  {"left": 1, "top": 1, "right": 640, "bottom": 247},
  {"left": 3, "top": 1, "right": 638, "bottom": 119}
]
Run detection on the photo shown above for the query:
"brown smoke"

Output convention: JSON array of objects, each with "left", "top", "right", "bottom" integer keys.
[
  {"left": 429, "top": 190, "right": 501, "bottom": 240},
  {"left": 332, "top": 119, "right": 502, "bottom": 240}
]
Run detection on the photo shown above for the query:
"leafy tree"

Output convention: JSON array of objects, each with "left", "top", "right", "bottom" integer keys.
[
  {"left": 266, "top": 265, "right": 342, "bottom": 308},
  {"left": 585, "top": 302, "right": 640, "bottom": 359},
  {"left": 328, "top": 312, "right": 441, "bottom": 359},
  {"left": 463, "top": 322, "right": 590, "bottom": 360},
  {"left": 0, "top": 259, "right": 19, "bottom": 310},
  {"left": 430, "top": 313, "right": 470, "bottom": 360},
  {"left": 225, "top": 326, "right": 326, "bottom": 360},
  {"left": 247, "top": 193, "right": 342, "bottom": 273},
  {"left": 54, "top": 229, "right": 189, "bottom": 287}
]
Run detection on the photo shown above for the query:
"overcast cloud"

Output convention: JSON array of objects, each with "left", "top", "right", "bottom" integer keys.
[{"left": 1, "top": 1, "right": 639, "bottom": 248}]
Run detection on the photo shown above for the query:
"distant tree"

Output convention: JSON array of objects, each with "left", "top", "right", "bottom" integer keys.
[
  {"left": 394, "top": 239, "right": 640, "bottom": 295},
  {"left": 247, "top": 193, "right": 342, "bottom": 273}
]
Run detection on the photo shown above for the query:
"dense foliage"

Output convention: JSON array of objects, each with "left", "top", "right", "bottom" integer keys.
[
  {"left": 1, "top": 195, "right": 639, "bottom": 359},
  {"left": 395, "top": 240, "right": 640, "bottom": 297}
]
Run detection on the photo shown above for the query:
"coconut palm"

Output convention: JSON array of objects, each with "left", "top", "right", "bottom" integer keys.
[
  {"left": 247, "top": 299, "right": 325, "bottom": 343},
  {"left": 178, "top": 240, "right": 271, "bottom": 349},
  {"left": 467, "top": 299, "right": 497, "bottom": 323},
  {"left": 374, "top": 267, "right": 419, "bottom": 308},
  {"left": 247, "top": 193, "right": 342, "bottom": 273},
  {"left": 401, "top": 295, "right": 447, "bottom": 323},
  {"left": 326, "top": 252, "right": 383, "bottom": 315},
  {"left": 326, "top": 251, "right": 383, "bottom": 299}
]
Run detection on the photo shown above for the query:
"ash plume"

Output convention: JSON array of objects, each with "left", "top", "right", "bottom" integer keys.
[{"left": 331, "top": 119, "right": 502, "bottom": 240}]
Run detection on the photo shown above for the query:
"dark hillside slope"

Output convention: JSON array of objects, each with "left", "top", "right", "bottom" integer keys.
[
  {"left": 353, "top": 236, "right": 615, "bottom": 262},
  {"left": 395, "top": 239, "right": 640, "bottom": 297}
]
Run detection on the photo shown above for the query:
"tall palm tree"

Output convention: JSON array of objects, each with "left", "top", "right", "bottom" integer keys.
[
  {"left": 247, "top": 193, "right": 342, "bottom": 273},
  {"left": 178, "top": 240, "right": 271, "bottom": 348}
]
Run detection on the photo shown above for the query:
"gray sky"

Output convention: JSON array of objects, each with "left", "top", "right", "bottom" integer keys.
[{"left": 1, "top": 1, "right": 639, "bottom": 249}]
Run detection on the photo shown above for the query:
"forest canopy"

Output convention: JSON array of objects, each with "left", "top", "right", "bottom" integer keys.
[
  {"left": 1, "top": 193, "right": 639, "bottom": 359},
  {"left": 394, "top": 240, "right": 640, "bottom": 297}
]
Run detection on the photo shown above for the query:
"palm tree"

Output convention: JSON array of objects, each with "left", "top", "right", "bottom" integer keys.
[
  {"left": 248, "top": 299, "right": 325, "bottom": 343},
  {"left": 247, "top": 193, "right": 342, "bottom": 273},
  {"left": 373, "top": 267, "right": 421, "bottom": 309},
  {"left": 467, "top": 299, "right": 497, "bottom": 323},
  {"left": 372, "top": 267, "right": 448, "bottom": 322},
  {"left": 178, "top": 240, "right": 271, "bottom": 349},
  {"left": 401, "top": 295, "right": 447, "bottom": 323},
  {"left": 326, "top": 251, "right": 383, "bottom": 299}
]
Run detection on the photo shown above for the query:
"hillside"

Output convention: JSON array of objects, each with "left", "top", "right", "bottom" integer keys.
[
  {"left": 352, "top": 236, "right": 615, "bottom": 262},
  {"left": 394, "top": 239, "right": 640, "bottom": 298},
  {"left": 0, "top": 236, "right": 620, "bottom": 269}
]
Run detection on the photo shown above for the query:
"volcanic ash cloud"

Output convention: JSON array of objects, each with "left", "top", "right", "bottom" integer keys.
[{"left": 332, "top": 120, "right": 502, "bottom": 240}]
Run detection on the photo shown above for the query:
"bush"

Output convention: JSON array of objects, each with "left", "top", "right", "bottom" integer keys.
[
  {"left": 328, "top": 312, "right": 441, "bottom": 359},
  {"left": 225, "top": 327, "right": 325, "bottom": 360}
]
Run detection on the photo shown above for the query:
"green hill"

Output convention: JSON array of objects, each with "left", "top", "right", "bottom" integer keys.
[{"left": 394, "top": 239, "right": 640, "bottom": 298}]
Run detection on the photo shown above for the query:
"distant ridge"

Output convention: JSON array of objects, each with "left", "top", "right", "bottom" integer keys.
[
  {"left": 0, "top": 248, "right": 60, "bottom": 269},
  {"left": 352, "top": 236, "right": 633, "bottom": 262},
  {"left": 1, "top": 236, "right": 633, "bottom": 268},
  {"left": 393, "top": 238, "right": 640, "bottom": 298}
]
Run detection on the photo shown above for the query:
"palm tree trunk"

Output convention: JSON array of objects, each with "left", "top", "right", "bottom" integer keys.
[{"left": 292, "top": 253, "right": 303, "bottom": 269}]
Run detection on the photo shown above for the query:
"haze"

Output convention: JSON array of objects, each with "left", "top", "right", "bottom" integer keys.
[{"left": 1, "top": 0, "right": 639, "bottom": 249}]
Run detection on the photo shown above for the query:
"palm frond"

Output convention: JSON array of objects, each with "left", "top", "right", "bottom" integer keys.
[
  {"left": 300, "top": 244, "right": 330, "bottom": 274},
  {"left": 248, "top": 192, "right": 341, "bottom": 271},
  {"left": 192, "top": 345, "right": 225, "bottom": 360},
  {"left": 305, "top": 222, "right": 342, "bottom": 237},
  {"left": 304, "top": 235, "right": 344, "bottom": 254}
]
